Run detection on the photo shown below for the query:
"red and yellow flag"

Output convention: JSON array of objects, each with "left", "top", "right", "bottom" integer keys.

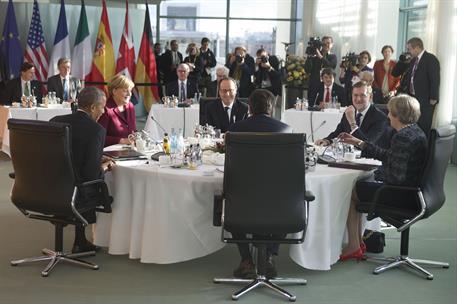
[
  {"left": 134, "top": 4, "right": 159, "bottom": 112},
  {"left": 85, "top": 0, "right": 115, "bottom": 93}
]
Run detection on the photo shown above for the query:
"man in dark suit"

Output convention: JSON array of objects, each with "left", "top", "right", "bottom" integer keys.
[
  {"left": 226, "top": 46, "right": 255, "bottom": 98},
  {"left": 253, "top": 49, "right": 282, "bottom": 96},
  {"left": 315, "top": 81, "right": 388, "bottom": 147},
  {"left": 51, "top": 87, "right": 114, "bottom": 253},
  {"left": 161, "top": 40, "right": 183, "bottom": 83},
  {"left": 228, "top": 89, "right": 291, "bottom": 279},
  {"left": 392, "top": 37, "right": 440, "bottom": 134},
  {"left": 207, "top": 66, "right": 229, "bottom": 98},
  {"left": 0, "top": 62, "right": 42, "bottom": 105},
  {"left": 199, "top": 37, "right": 217, "bottom": 94},
  {"left": 154, "top": 42, "right": 164, "bottom": 98},
  {"left": 165, "top": 63, "right": 199, "bottom": 101},
  {"left": 314, "top": 68, "right": 346, "bottom": 107},
  {"left": 206, "top": 77, "right": 248, "bottom": 133},
  {"left": 305, "top": 36, "right": 337, "bottom": 104},
  {"left": 47, "top": 58, "right": 81, "bottom": 102}
]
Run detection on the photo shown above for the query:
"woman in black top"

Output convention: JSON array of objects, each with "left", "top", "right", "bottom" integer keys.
[{"left": 338, "top": 94, "right": 427, "bottom": 260}]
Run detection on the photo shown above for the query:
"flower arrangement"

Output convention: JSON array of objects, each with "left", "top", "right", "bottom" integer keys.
[{"left": 284, "top": 55, "right": 308, "bottom": 88}]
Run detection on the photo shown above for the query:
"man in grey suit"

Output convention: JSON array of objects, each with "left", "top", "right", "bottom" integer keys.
[
  {"left": 228, "top": 89, "right": 292, "bottom": 280},
  {"left": 47, "top": 58, "right": 81, "bottom": 102}
]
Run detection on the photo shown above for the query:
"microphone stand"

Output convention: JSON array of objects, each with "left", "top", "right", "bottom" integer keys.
[{"left": 150, "top": 113, "right": 168, "bottom": 138}]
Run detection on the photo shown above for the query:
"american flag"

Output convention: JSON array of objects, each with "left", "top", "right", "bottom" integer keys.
[{"left": 24, "top": 0, "right": 48, "bottom": 82}]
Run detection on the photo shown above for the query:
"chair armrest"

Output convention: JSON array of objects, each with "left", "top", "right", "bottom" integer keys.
[
  {"left": 76, "top": 179, "right": 113, "bottom": 213},
  {"left": 9, "top": 172, "right": 15, "bottom": 179},
  {"left": 364, "top": 184, "right": 419, "bottom": 220},
  {"left": 305, "top": 190, "right": 315, "bottom": 202}
]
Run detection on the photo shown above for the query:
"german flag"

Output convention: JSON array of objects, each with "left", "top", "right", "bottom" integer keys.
[
  {"left": 85, "top": 0, "right": 115, "bottom": 93},
  {"left": 134, "top": 4, "right": 159, "bottom": 112}
]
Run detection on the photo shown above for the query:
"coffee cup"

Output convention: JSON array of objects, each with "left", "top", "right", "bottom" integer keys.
[
  {"left": 158, "top": 155, "right": 171, "bottom": 166},
  {"left": 344, "top": 152, "right": 356, "bottom": 162}
]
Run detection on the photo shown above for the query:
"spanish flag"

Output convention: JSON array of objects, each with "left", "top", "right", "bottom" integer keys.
[
  {"left": 85, "top": 0, "right": 115, "bottom": 93},
  {"left": 134, "top": 4, "right": 159, "bottom": 112}
]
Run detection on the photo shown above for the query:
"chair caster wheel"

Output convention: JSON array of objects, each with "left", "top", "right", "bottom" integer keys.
[
  {"left": 426, "top": 276, "right": 433, "bottom": 280},
  {"left": 10, "top": 262, "right": 18, "bottom": 267},
  {"left": 443, "top": 265, "right": 450, "bottom": 269},
  {"left": 41, "top": 272, "right": 49, "bottom": 277},
  {"left": 231, "top": 296, "right": 239, "bottom": 301},
  {"left": 289, "top": 296, "right": 296, "bottom": 302}
]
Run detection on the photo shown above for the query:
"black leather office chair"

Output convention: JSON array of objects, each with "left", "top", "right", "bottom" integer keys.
[
  {"left": 213, "top": 132, "right": 315, "bottom": 301},
  {"left": 199, "top": 97, "right": 217, "bottom": 125},
  {"left": 357, "top": 125, "right": 455, "bottom": 280},
  {"left": 7, "top": 119, "right": 112, "bottom": 277}
]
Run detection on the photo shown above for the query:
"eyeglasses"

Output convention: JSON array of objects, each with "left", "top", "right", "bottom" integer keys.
[
  {"left": 177, "top": 70, "right": 187, "bottom": 73},
  {"left": 219, "top": 89, "right": 236, "bottom": 94}
]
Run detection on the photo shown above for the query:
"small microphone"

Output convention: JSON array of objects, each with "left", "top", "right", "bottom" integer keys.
[
  {"left": 313, "top": 92, "right": 320, "bottom": 107},
  {"left": 150, "top": 114, "right": 167, "bottom": 136},
  {"left": 308, "top": 120, "right": 327, "bottom": 143}
]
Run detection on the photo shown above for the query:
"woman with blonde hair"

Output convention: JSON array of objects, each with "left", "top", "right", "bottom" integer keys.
[
  {"left": 183, "top": 42, "right": 203, "bottom": 82},
  {"left": 98, "top": 73, "right": 137, "bottom": 146},
  {"left": 338, "top": 94, "right": 427, "bottom": 260}
]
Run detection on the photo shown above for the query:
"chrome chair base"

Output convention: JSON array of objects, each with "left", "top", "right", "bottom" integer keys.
[
  {"left": 214, "top": 275, "right": 306, "bottom": 301},
  {"left": 11, "top": 248, "right": 99, "bottom": 277},
  {"left": 367, "top": 255, "right": 449, "bottom": 280}
]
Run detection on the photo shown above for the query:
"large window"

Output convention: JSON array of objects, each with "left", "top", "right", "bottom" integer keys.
[
  {"left": 397, "top": 0, "right": 428, "bottom": 52},
  {"left": 157, "top": 0, "right": 300, "bottom": 64}
]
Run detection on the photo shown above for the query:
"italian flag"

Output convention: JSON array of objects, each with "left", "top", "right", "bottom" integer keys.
[{"left": 72, "top": 0, "right": 92, "bottom": 81}]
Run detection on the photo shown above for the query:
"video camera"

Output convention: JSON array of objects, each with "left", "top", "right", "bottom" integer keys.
[
  {"left": 399, "top": 52, "right": 412, "bottom": 63},
  {"left": 305, "top": 37, "right": 323, "bottom": 56},
  {"left": 260, "top": 55, "right": 269, "bottom": 64},
  {"left": 340, "top": 52, "right": 358, "bottom": 69},
  {"left": 235, "top": 54, "right": 243, "bottom": 63}
]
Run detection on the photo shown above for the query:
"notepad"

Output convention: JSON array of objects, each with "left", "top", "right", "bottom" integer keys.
[{"left": 104, "top": 149, "right": 147, "bottom": 160}]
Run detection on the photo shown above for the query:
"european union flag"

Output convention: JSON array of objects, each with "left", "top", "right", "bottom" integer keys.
[{"left": 0, "top": 0, "right": 24, "bottom": 80}]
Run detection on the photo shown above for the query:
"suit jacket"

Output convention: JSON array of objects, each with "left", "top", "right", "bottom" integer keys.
[
  {"left": 254, "top": 65, "right": 282, "bottom": 96},
  {"left": 206, "top": 99, "right": 248, "bottom": 133},
  {"left": 161, "top": 49, "right": 183, "bottom": 83},
  {"left": 165, "top": 79, "right": 199, "bottom": 100},
  {"left": 51, "top": 111, "right": 105, "bottom": 182},
  {"left": 47, "top": 74, "right": 81, "bottom": 101},
  {"left": 51, "top": 111, "right": 105, "bottom": 224},
  {"left": 0, "top": 77, "right": 42, "bottom": 105},
  {"left": 183, "top": 55, "right": 204, "bottom": 82},
  {"left": 325, "top": 104, "right": 388, "bottom": 146},
  {"left": 315, "top": 83, "right": 347, "bottom": 106},
  {"left": 98, "top": 96, "right": 137, "bottom": 146},
  {"left": 372, "top": 59, "right": 400, "bottom": 93},
  {"left": 228, "top": 114, "right": 292, "bottom": 133},
  {"left": 226, "top": 55, "right": 255, "bottom": 98},
  {"left": 206, "top": 80, "right": 218, "bottom": 98},
  {"left": 305, "top": 53, "right": 337, "bottom": 103},
  {"left": 199, "top": 48, "right": 217, "bottom": 77}
]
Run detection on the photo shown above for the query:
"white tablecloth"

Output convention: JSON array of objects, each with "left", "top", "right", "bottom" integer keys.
[
  {"left": 94, "top": 160, "right": 370, "bottom": 270},
  {"left": 282, "top": 109, "right": 343, "bottom": 143},
  {"left": 0, "top": 106, "right": 71, "bottom": 156},
  {"left": 144, "top": 104, "right": 199, "bottom": 140}
]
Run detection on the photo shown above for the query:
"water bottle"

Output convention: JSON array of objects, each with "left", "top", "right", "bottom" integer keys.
[
  {"left": 177, "top": 128, "right": 185, "bottom": 154},
  {"left": 170, "top": 128, "right": 177, "bottom": 154}
]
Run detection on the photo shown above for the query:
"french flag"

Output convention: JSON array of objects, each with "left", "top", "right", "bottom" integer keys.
[{"left": 48, "top": 0, "right": 71, "bottom": 78}]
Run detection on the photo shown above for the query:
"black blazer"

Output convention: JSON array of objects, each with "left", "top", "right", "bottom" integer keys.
[
  {"left": 47, "top": 74, "right": 81, "bottom": 101},
  {"left": 206, "top": 99, "right": 248, "bottom": 133},
  {"left": 315, "top": 83, "right": 346, "bottom": 106},
  {"left": 305, "top": 53, "right": 337, "bottom": 103},
  {"left": 325, "top": 104, "right": 388, "bottom": 145},
  {"left": 226, "top": 55, "right": 255, "bottom": 98},
  {"left": 0, "top": 77, "right": 42, "bottom": 105},
  {"left": 206, "top": 80, "right": 218, "bottom": 98},
  {"left": 51, "top": 111, "right": 105, "bottom": 183},
  {"left": 254, "top": 66, "right": 282, "bottom": 96},
  {"left": 228, "top": 114, "right": 292, "bottom": 133},
  {"left": 161, "top": 49, "right": 183, "bottom": 83},
  {"left": 165, "top": 79, "right": 199, "bottom": 100},
  {"left": 199, "top": 48, "right": 217, "bottom": 77}
]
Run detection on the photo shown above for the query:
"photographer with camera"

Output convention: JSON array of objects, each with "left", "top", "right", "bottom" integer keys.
[
  {"left": 339, "top": 50, "right": 373, "bottom": 103},
  {"left": 392, "top": 37, "right": 440, "bottom": 135},
  {"left": 304, "top": 36, "right": 337, "bottom": 104},
  {"left": 253, "top": 48, "right": 281, "bottom": 96},
  {"left": 226, "top": 46, "right": 255, "bottom": 98}
]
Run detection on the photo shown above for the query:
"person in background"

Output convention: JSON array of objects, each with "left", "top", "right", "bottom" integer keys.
[
  {"left": 254, "top": 48, "right": 281, "bottom": 96},
  {"left": 206, "top": 76, "right": 248, "bottom": 133},
  {"left": 98, "top": 74, "right": 137, "bottom": 147},
  {"left": 372, "top": 45, "right": 400, "bottom": 101},
  {"left": 165, "top": 63, "right": 199, "bottom": 101},
  {"left": 199, "top": 37, "right": 217, "bottom": 95},
  {"left": 0, "top": 62, "right": 42, "bottom": 105},
  {"left": 207, "top": 66, "right": 229, "bottom": 98},
  {"left": 161, "top": 40, "right": 183, "bottom": 83},
  {"left": 47, "top": 57, "right": 81, "bottom": 102},
  {"left": 314, "top": 68, "right": 346, "bottom": 108},
  {"left": 154, "top": 42, "right": 164, "bottom": 98},
  {"left": 358, "top": 71, "right": 383, "bottom": 104},
  {"left": 340, "top": 50, "right": 373, "bottom": 104},
  {"left": 228, "top": 89, "right": 292, "bottom": 279},
  {"left": 315, "top": 81, "right": 388, "bottom": 147},
  {"left": 337, "top": 95, "right": 426, "bottom": 261},
  {"left": 183, "top": 42, "right": 204, "bottom": 83},
  {"left": 226, "top": 46, "right": 255, "bottom": 98},
  {"left": 305, "top": 36, "right": 337, "bottom": 104},
  {"left": 51, "top": 87, "right": 115, "bottom": 253}
]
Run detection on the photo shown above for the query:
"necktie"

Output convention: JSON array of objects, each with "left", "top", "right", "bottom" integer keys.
[
  {"left": 325, "top": 87, "right": 330, "bottom": 103},
  {"left": 24, "top": 82, "right": 30, "bottom": 96},
  {"left": 409, "top": 57, "right": 419, "bottom": 95},
  {"left": 356, "top": 112, "right": 363, "bottom": 127},
  {"left": 63, "top": 78, "right": 68, "bottom": 100},
  {"left": 224, "top": 106, "right": 230, "bottom": 123},
  {"left": 180, "top": 81, "right": 185, "bottom": 102}
]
